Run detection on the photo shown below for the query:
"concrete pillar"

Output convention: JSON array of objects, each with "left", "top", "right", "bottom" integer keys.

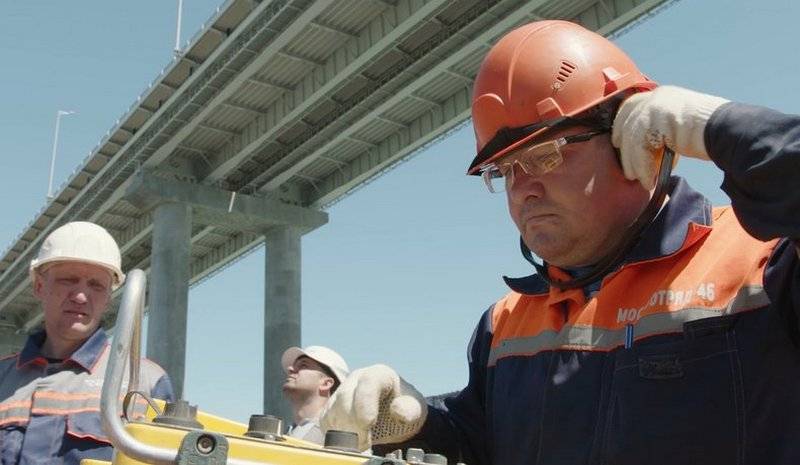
[
  {"left": 263, "top": 226, "right": 301, "bottom": 423},
  {"left": 147, "top": 202, "right": 192, "bottom": 398}
]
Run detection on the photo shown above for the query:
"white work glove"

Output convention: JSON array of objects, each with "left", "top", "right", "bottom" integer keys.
[
  {"left": 320, "top": 364, "right": 427, "bottom": 452},
  {"left": 612, "top": 85, "right": 729, "bottom": 190}
]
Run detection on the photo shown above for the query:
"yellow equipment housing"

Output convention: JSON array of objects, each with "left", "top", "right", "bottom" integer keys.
[{"left": 82, "top": 399, "right": 379, "bottom": 465}]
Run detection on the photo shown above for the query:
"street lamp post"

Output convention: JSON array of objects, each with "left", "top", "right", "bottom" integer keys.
[
  {"left": 174, "top": 0, "right": 184, "bottom": 57},
  {"left": 47, "top": 110, "right": 75, "bottom": 200}
]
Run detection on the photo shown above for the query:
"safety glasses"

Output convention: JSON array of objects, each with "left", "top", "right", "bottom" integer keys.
[{"left": 479, "top": 129, "right": 609, "bottom": 193}]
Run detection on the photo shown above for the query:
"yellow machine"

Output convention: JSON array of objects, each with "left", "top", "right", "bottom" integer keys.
[{"left": 87, "top": 270, "right": 448, "bottom": 465}]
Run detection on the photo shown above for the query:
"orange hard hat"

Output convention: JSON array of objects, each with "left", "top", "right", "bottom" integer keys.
[{"left": 467, "top": 20, "right": 656, "bottom": 175}]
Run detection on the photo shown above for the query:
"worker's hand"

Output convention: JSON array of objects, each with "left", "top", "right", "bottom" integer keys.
[
  {"left": 612, "top": 85, "right": 729, "bottom": 190},
  {"left": 320, "top": 364, "right": 427, "bottom": 451}
]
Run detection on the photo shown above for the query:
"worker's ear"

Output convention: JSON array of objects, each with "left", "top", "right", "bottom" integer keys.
[
  {"left": 32, "top": 272, "right": 46, "bottom": 301},
  {"left": 319, "top": 376, "right": 335, "bottom": 395}
]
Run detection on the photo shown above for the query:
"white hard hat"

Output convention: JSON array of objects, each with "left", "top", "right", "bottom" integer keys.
[
  {"left": 281, "top": 346, "right": 349, "bottom": 385},
  {"left": 29, "top": 221, "right": 125, "bottom": 289}
]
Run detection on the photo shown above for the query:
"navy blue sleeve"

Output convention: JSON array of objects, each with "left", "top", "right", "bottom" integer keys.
[
  {"left": 398, "top": 308, "right": 494, "bottom": 465},
  {"left": 763, "top": 239, "right": 800, "bottom": 344},
  {"left": 705, "top": 102, "right": 800, "bottom": 241},
  {"left": 705, "top": 102, "right": 800, "bottom": 335},
  {"left": 150, "top": 374, "right": 176, "bottom": 402}
]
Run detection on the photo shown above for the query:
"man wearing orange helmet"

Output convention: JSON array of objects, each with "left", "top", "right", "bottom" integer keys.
[{"left": 322, "top": 20, "right": 800, "bottom": 464}]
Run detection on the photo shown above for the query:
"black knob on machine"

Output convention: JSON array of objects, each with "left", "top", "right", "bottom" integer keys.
[
  {"left": 324, "top": 430, "right": 359, "bottom": 453},
  {"left": 244, "top": 414, "right": 283, "bottom": 440},
  {"left": 152, "top": 399, "right": 204, "bottom": 429}
]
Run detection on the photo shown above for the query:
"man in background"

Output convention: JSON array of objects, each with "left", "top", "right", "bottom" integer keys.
[{"left": 281, "top": 345, "right": 348, "bottom": 444}]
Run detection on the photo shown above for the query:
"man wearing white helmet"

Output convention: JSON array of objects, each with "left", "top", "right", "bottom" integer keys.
[
  {"left": 281, "top": 345, "right": 349, "bottom": 444},
  {"left": 0, "top": 221, "right": 174, "bottom": 465}
]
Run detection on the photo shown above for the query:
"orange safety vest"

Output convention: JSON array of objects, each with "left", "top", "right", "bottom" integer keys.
[{"left": 489, "top": 206, "right": 777, "bottom": 363}]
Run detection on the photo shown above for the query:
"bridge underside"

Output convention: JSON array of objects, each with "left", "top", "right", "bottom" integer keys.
[
  {"left": 0, "top": 0, "right": 671, "bottom": 414},
  {"left": 0, "top": 0, "right": 671, "bottom": 335}
]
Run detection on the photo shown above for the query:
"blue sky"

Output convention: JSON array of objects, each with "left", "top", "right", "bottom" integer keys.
[{"left": 2, "top": 0, "right": 799, "bottom": 422}]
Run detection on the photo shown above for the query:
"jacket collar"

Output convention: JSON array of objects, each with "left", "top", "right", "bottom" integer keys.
[
  {"left": 503, "top": 177, "right": 713, "bottom": 296},
  {"left": 18, "top": 328, "right": 108, "bottom": 373}
]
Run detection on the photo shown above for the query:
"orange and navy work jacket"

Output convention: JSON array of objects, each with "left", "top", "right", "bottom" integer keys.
[
  {"left": 413, "top": 103, "right": 800, "bottom": 465},
  {"left": 0, "top": 329, "right": 174, "bottom": 465}
]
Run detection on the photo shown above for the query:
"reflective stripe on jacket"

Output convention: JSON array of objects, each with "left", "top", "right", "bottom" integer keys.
[
  {"left": 411, "top": 102, "right": 800, "bottom": 465},
  {"left": 0, "top": 329, "right": 175, "bottom": 465}
]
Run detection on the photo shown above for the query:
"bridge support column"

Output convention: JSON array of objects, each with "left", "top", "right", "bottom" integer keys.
[
  {"left": 263, "top": 226, "right": 302, "bottom": 423},
  {"left": 148, "top": 202, "right": 192, "bottom": 398},
  {"left": 125, "top": 171, "right": 327, "bottom": 407}
]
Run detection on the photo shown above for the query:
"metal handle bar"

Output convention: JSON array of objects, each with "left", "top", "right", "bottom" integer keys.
[
  {"left": 101, "top": 269, "right": 276, "bottom": 465},
  {"left": 101, "top": 269, "right": 179, "bottom": 464}
]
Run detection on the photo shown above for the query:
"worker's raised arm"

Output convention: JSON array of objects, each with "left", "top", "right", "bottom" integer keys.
[
  {"left": 611, "top": 84, "right": 800, "bottom": 241},
  {"left": 704, "top": 101, "right": 800, "bottom": 241}
]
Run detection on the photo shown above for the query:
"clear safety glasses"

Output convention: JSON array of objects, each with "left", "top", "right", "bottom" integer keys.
[{"left": 479, "top": 129, "right": 609, "bottom": 193}]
